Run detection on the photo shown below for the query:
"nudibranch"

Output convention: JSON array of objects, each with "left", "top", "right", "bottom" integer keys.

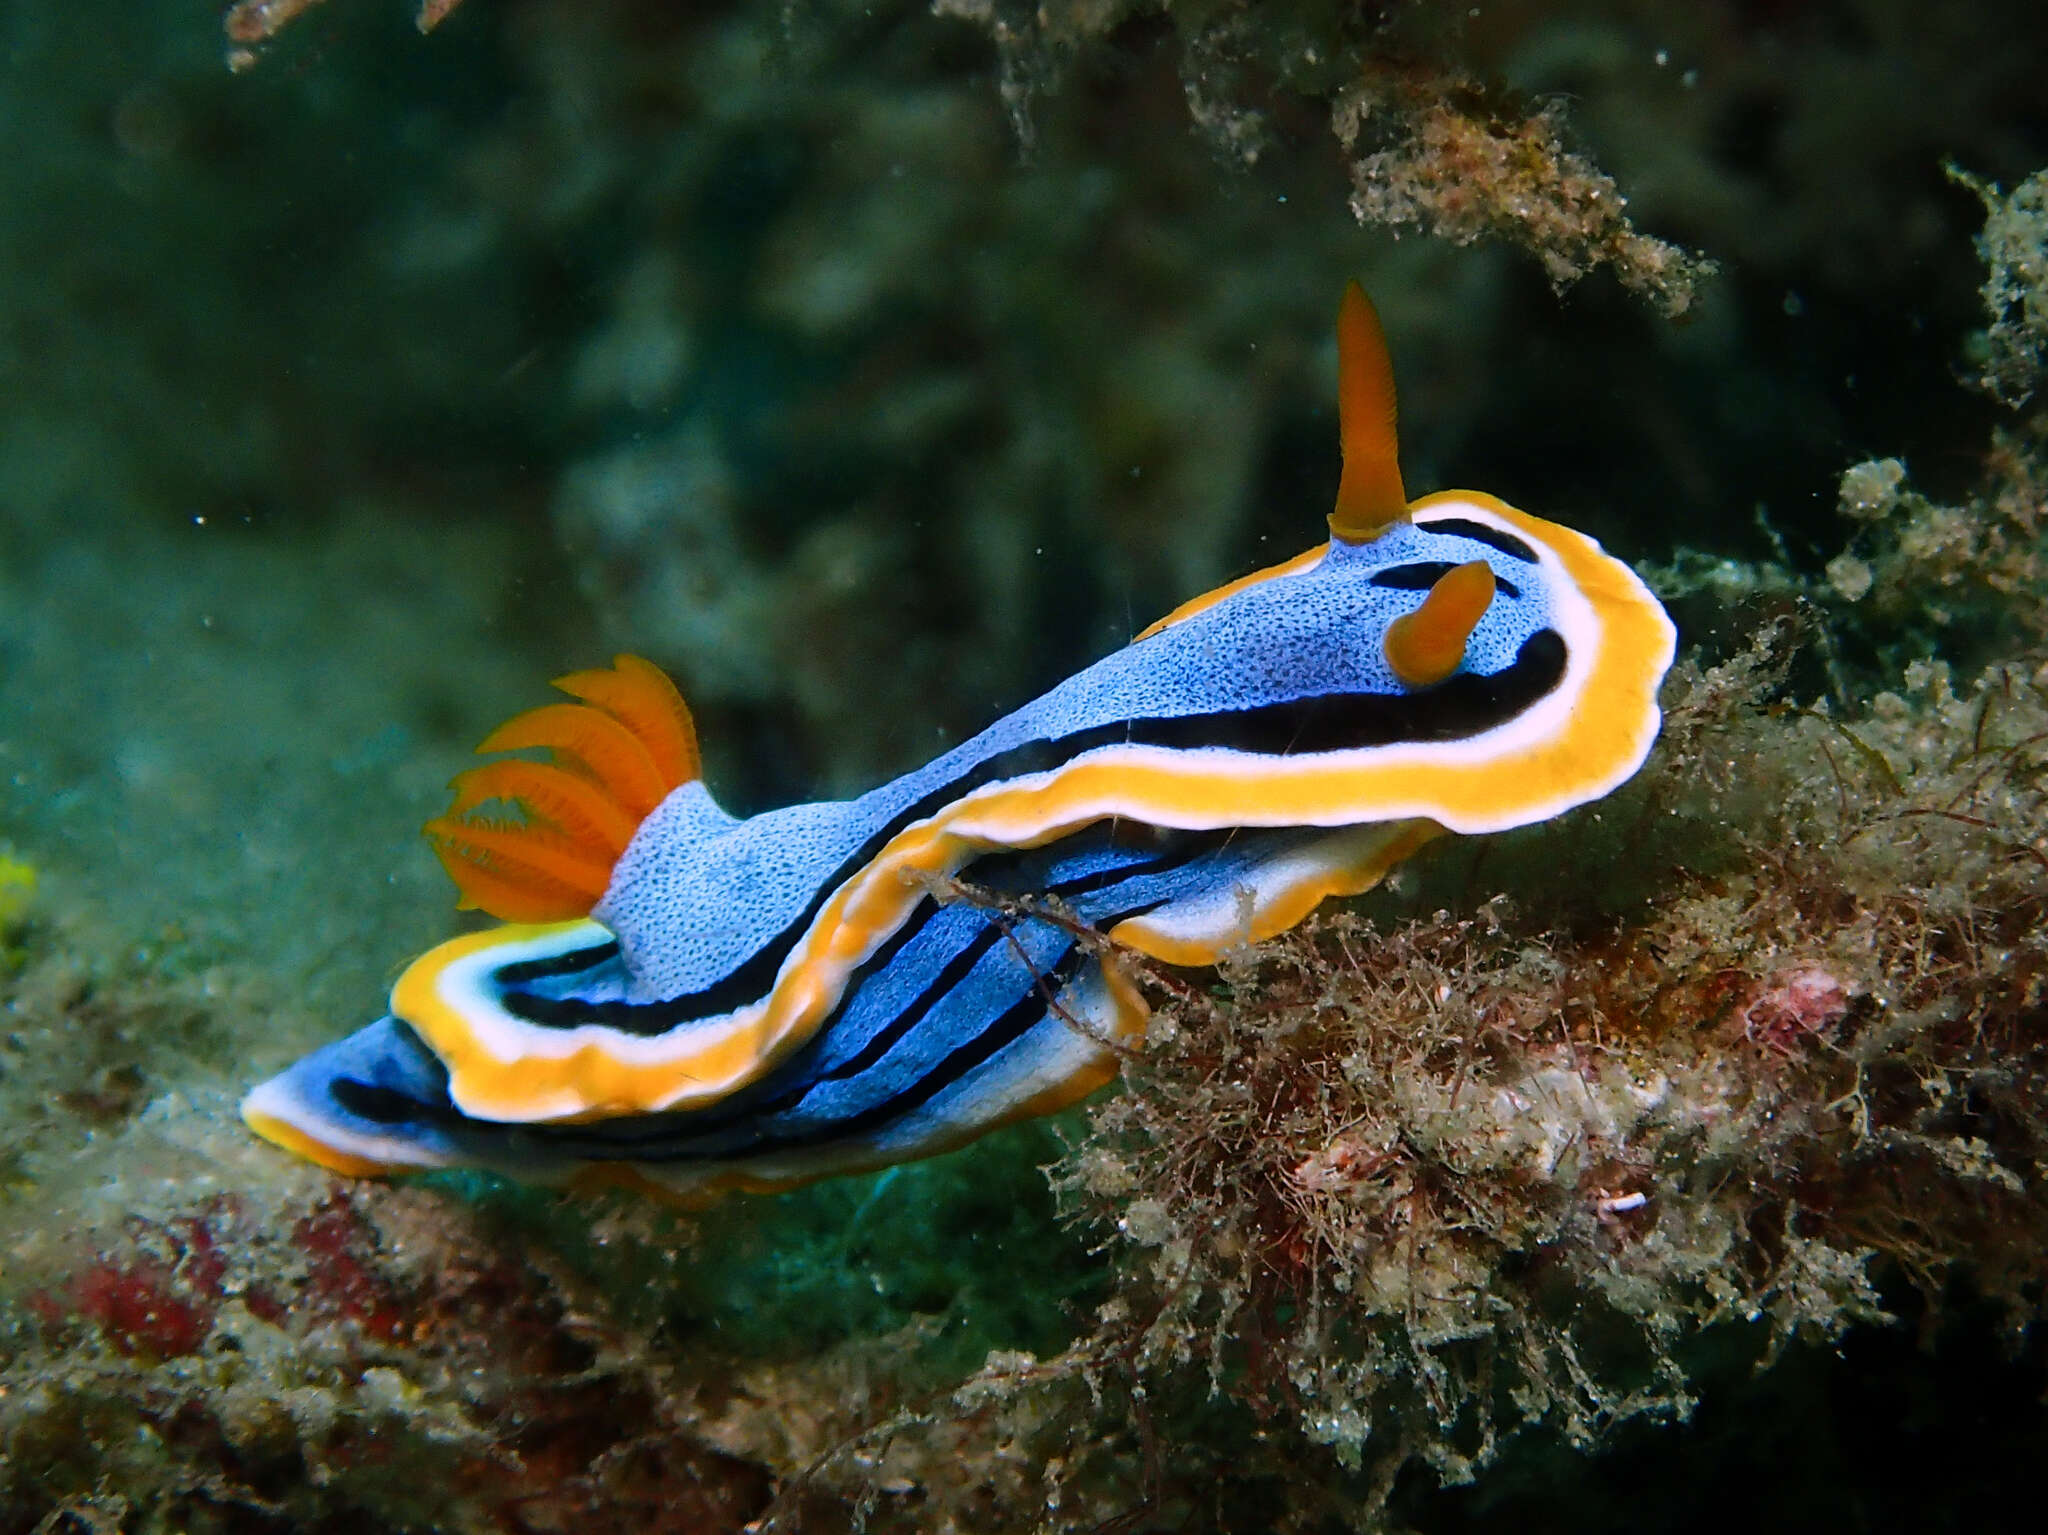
[{"left": 244, "top": 284, "right": 1675, "bottom": 1199}]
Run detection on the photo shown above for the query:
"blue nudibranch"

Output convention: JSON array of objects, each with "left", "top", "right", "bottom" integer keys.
[{"left": 245, "top": 285, "right": 1676, "bottom": 1199}]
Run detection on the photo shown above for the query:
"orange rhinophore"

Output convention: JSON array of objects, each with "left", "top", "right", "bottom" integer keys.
[
  {"left": 1329, "top": 280, "right": 1410, "bottom": 543},
  {"left": 1384, "top": 560, "right": 1498, "bottom": 688}
]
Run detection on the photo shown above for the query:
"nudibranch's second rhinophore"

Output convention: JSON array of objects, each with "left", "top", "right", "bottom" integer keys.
[{"left": 244, "top": 285, "right": 1676, "bottom": 1200}]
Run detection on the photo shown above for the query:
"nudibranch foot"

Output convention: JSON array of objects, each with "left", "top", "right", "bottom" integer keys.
[{"left": 245, "top": 282, "right": 1676, "bottom": 1199}]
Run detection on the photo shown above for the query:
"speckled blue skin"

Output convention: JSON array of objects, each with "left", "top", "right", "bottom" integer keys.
[{"left": 600, "top": 515, "right": 1556, "bottom": 1006}]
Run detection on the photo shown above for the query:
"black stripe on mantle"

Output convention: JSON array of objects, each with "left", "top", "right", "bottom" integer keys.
[{"left": 483, "top": 628, "right": 1566, "bottom": 1034}]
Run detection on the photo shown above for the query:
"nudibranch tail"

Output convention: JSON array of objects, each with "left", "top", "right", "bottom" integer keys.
[
  {"left": 1329, "top": 280, "right": 1410, "bottom": 543},
  {"left": 1383, "top": 559, "right": 1497, "bottom": 688},
  {"left": 424, "top": 654, "right": 697, "bottom": 922}
]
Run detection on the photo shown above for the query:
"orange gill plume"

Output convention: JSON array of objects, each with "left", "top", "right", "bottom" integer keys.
[{"left": 423, "top": 655, "right": 699, "bottom": 922}]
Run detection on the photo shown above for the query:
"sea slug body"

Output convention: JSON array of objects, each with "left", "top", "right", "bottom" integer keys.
[{"left": 244, "top": 285, "right": 1676, "bottom": 1200}]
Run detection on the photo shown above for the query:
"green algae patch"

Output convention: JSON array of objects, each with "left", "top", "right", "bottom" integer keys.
[
  {"left": 663, "top": 1125, "right": 1102, "bottom": 1370},
  {"left": 419, "top": 1117, "right": 1101, "bottom": 1375},
  {"left": 0, "top": 852, "right": 34, "bottom": 978},
  {"left": 0, "top": 855, "right": 33, "bottom": 929}
]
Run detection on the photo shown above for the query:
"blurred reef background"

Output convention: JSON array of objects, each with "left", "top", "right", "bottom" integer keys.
[{"left": 3, "top": 0, "right": 2047, "bottom": 1529}]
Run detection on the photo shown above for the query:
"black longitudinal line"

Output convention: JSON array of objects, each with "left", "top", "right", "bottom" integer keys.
[
  {"left": 641, "top": 949, "right": 1078, "bottom": 1160},
  {"left": 502, "top": 904, "right": 955, "bottom": 1143},
  {"left": 681, "top": 888, "right": 1171, "bottom": 1160},
  {"left": 330, "top": 1076, "right": 437, "bottom": 1128},
  {"left": 497, "top": 937, "right": 1072, "bottom": 1161},
  {"left": 1041, "top": 836, "right": 1218, "bottom": 899},
  {"left": 511, "top": 845, "right": 1213, "bottom": 1150},
  {"left": 785, "top": 828, "right": 1210, "bottom": 1092},
  {"left": 1370, "top": 561, "right": 1522, "bottom": 599},
  {"left": 328, "top": 1028, "right": 453, "bottom": 1128},
  {"left": 499, "top": 630, "right": 1565, "bottom": 1034},
  {"left": 495, "top": 833, "right": 1194, "bottom": 1039},
  {"left": 986, "top": 894, "right": 1107, "bottom": 1056},
  {"left": 760, "top": 925, "right": 1009, "bottom": 1102},
  {"left": 1414, "top": 516, "right": 1539, "bottom": 563},
  {"left": 493, "top": 938, "right": 621, "bottom": 989},
  {"left": 502, "top": 828, "right": 1218, "bottom": 1040}
]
